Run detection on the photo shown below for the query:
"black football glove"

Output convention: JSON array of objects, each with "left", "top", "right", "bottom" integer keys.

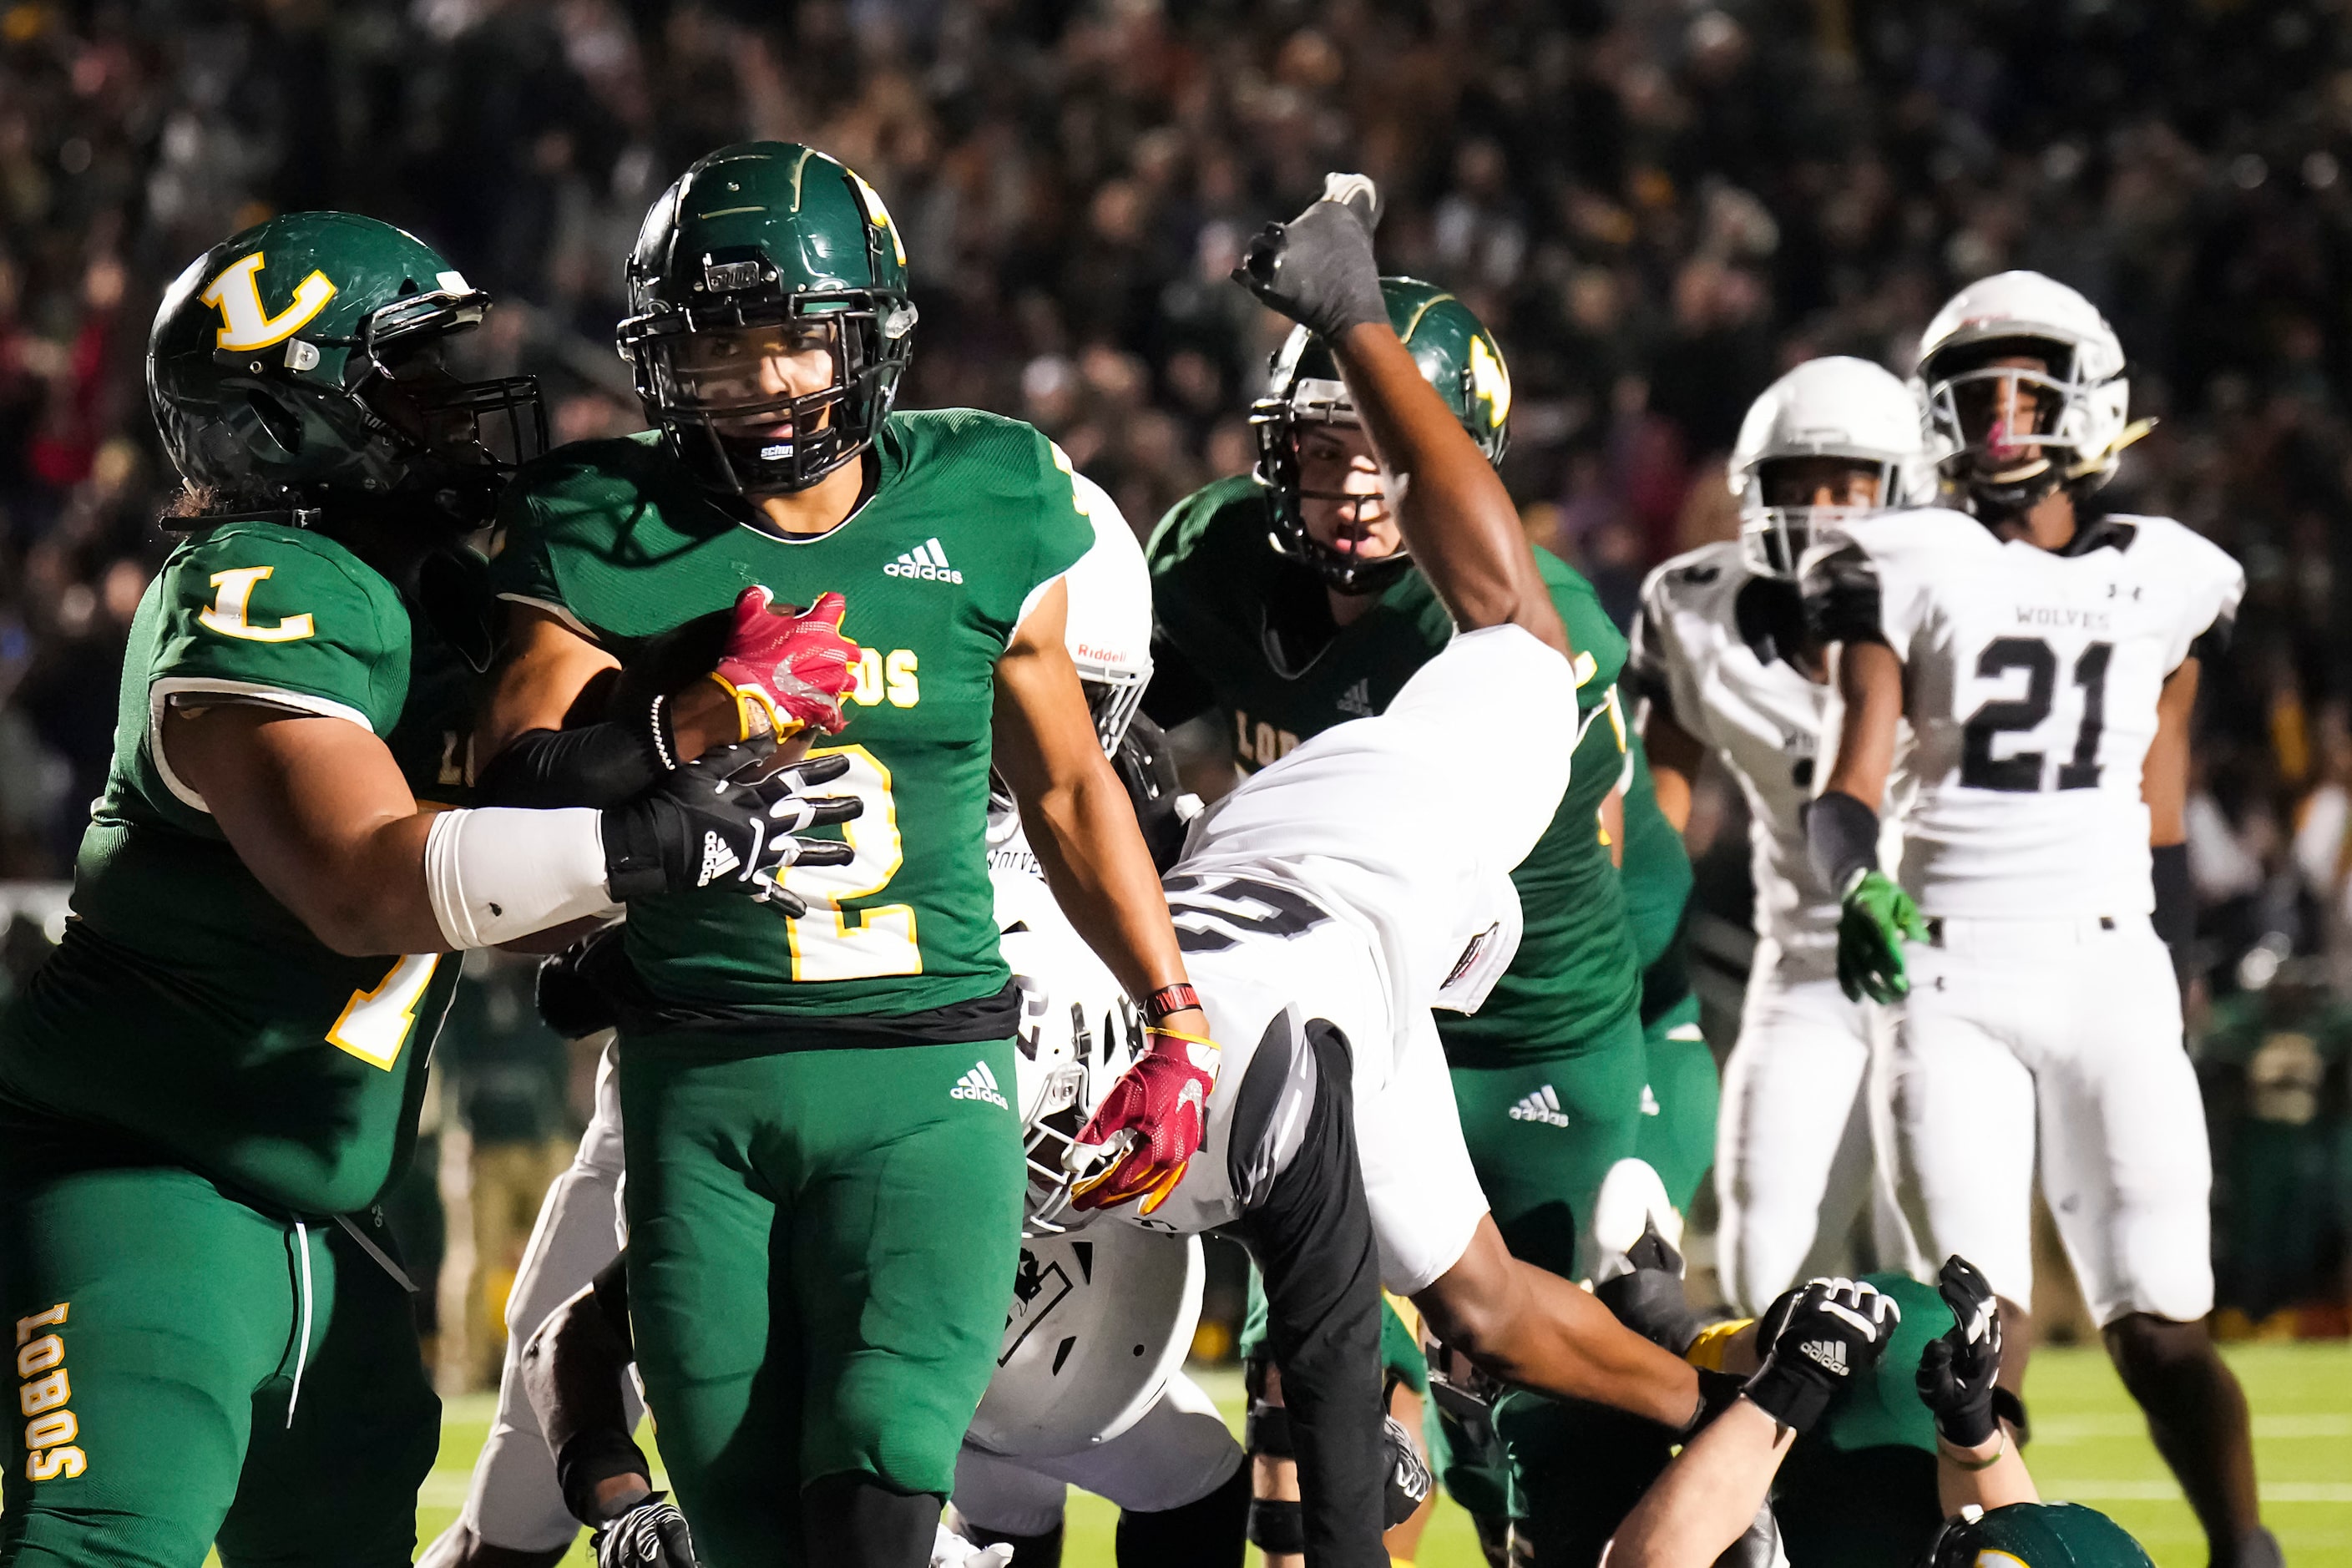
[
  {"left": 594, "top": 1495, "right": 697, "bottom": 1568},
  {"left": 1383, "top": 1411, "right": 1434, "bottom": 1529},
  {"left": 1915, "top": 1254, "right": 2003, "bottom": 1447},
  {"left": 1595, "top": 1220, "right": 1710, "bottom": 1355},
  {"left": 600, "top": 742, "right": 861, "bottom": 911},
  {"left": 536, "top": 924, "right": 624, "bottom": 1039},
  {"left": 1232, "top": 173, "right": 1387, "bottom": 342},
  {"left": 1743, "top": 1275, "right": 1900, "bottom": 1433}
]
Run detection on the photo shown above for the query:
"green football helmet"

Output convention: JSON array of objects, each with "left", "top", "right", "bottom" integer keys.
[
  {"left": 618, "top": 141, "right": 917, "bottom": 495},
  {"left": 1250, "top": 276, "right": 1513, "bottom": 594},
  {"left": 148, "top": 211, "right": 544, "bottom": 527},
  {"left": 1925, "top": 1503, "right": 2156, "bottom": 1568}
]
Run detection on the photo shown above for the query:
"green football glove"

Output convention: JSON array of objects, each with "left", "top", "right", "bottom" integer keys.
[{"left": 1837, "top": 870, "right": 1928, "bottom": 1003}]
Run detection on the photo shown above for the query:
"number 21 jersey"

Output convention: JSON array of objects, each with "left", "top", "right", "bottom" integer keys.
[{"left": 1803, "top": 508, "right": 2241, "bottom": 920}]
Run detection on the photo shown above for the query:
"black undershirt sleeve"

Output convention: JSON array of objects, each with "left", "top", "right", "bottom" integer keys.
[
  {"left": 472, "top": 704, "right": 675, "bottom": 810},
  {"left": 1236, "top": 1020, "right": 1388, "bottom": 1568},
  {"left": 1141, "top": 628, "right": 1219, "bottom": 730}
]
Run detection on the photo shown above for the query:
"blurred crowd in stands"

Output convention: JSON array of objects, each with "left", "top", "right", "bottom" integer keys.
[{"left": 1, "top": 0, "right": 2348, "bottom": 1345}]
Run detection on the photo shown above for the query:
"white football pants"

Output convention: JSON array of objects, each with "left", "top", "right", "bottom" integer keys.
[
  {"left": 949, "top": 1371, "right": 1242, "bottom": 1536},
  {"left": 458, "top": 1043, "right": 638, "bottom": 1553},
  {"left": 1713, "top": 941, "right": 1914, "bottom": 1315},
  {"left": 1886, "top": 913, "right": 2214, "bottom": 1326}
]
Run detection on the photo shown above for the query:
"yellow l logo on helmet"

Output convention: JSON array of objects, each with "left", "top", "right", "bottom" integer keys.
[
  {"left": 846, "top": 169, "right": 908, "bottom": 268},
  {"left": 1976, "top": 1551, "right": 2031, "bottom": 1568},
  {"left": 201, "top": 253, "right": 337, "bottom": 353},
  {"left": 1468, "top": 333, "right": 1511, "bottom": 427}
]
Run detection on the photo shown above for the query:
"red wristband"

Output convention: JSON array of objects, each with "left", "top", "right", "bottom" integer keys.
[{"left": 1143, "top": 983, "right": 1201, "bottom": 1024}]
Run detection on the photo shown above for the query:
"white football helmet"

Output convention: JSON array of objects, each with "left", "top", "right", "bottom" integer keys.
[
  {"left": 1065, "top": 472, "right": 1153, "bottom": 756},
  {"left": 966, "top": 1222, "right": 1205, "bottom": 1458},
  {"left": 1727, "top": 356, "right": 1935, "bottom": 579},
  {"left": 1001, "top": 918, "right": 1143, "bottom": 1237},
  {"left": 1915, "top": 271, "right": 2130, "bottom": 502}
]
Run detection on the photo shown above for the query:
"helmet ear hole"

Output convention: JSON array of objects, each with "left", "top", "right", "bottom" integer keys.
[{"left": 225, "top": 388, "right": 305, "bottom": 462}]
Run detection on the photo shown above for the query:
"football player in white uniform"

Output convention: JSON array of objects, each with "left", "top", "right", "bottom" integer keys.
[
  {"left": 1800, "top": 271, "right": 2274, "bottom": 1568},
  {"left": 1630, "top": 357, "right": 1931, "bottom": 1313}
]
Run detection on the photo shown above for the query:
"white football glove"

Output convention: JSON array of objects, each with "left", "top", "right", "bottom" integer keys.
[{"left": 932, "top": 1522, "right": 1015, "bottom": 1568}]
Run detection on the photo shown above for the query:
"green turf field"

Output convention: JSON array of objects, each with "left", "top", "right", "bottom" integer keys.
[{"left": 410, "top": 1342, "right": 2351, "bottom": 1566}]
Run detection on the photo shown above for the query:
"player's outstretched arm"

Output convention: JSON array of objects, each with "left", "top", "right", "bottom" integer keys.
[
  {"left": 2146, "top": 658, "right": 2200, "bottom": 969},
  {"left": 1808, "top": 637, "right": 1925, "bottom": 1001},
  {"left": 994, "top": 579, "right": 1221, "bottom": 1212},
  {"left": 169, "top": 706, "right": 856, "bottom": 955},
  {"left": 1233, "top": 175, "right": 1567, "bottom": 655}
]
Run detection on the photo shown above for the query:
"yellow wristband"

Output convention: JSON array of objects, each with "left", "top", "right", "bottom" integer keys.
[
  {"left": 1684, "top": 1318, "right": 1754, "bottom": 1372},
  {"left": 1143, "top": 1025, "right": 1220, "bottom": 1052}
]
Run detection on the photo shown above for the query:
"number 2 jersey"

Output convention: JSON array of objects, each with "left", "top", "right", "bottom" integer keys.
[
  {"left": 491, "top": 411, "right": 1092, "bottom": 1024},
  {"left": 1802, "top": 508, "right": 2243, "bottom": 920},
  {"left": 0, "top": 519, "right": 476, "bottom": 1214}
]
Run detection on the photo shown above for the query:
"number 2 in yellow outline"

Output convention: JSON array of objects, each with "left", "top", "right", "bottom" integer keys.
[
  {"left": 783, "top": 744, "right": 922, "bottom": 981},
  {"left": 326, "top": 953, "right": 440, "bottom": 1069}
]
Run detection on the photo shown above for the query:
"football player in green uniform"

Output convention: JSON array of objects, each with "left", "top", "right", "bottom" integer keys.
[
  {"left": 1146, "top": 277, "right": 1652, "bottom": 1559},
  {"left": 1617, "top": 733, "right": 1716, "bottom": 1219},
  {"left": 0, "top": 213, "right": 837, "bottom": 1568},
  {"left": 474, "top": 142, "right": 1217, "bottom": 1568}
]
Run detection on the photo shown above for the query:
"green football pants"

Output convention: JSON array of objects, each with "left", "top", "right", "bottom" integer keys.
[
  {"left": 618, "top": 1037, "right": 1025, "bottom": 1568},
  {"left": 1435, "top": 1011, "right": 1648, "bottom": 1541},
  {"left": 1636, "top": 999, "right": 1719, "bottom": 1214},
  {"left": 0, "top": 1143, "right": 436, "bottom": 1568}
]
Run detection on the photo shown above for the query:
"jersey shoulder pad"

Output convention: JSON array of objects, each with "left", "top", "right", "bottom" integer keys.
[
  {"left": 1641, "top": 539, "right": 1746, "bottom": 621},
  {"left": 1147, "top": 474, "right": 1266, "bottom": 577},
  {"left": 2112, "top": 513, "right": 2245, "bottom": 662},
  {"left": 151, "top": 520, "right": 410, "bottom": 731},
  {"left": 489, "top": 432, "right": 690, "bottom": 612},
  {"left": 1534, "top": 544, "right": 1627, "bottom": 692},
  {"left": 888, "top": 408, "right": 1095, "bottom": 589}
]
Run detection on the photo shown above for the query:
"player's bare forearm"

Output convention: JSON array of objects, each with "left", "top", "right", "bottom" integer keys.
[
  {"left": 1414, "top": 1217, "right": 1700, "bottom": 1428},
  {"left": 1607, "top": 1397, "right": 1793, "bottom": 1568},
  {"left": 1327, "top": 321, "right": 1568, "bottom": 655},
  {"left": 1641, "top": 703, "right": 1707, "bottom": 834},
  {"left": 166, "top": 704, "right": 453, "bottom": 956},
  {"left": 996, "top": 586, "right": 1200, "bottom": 1015},
  {"left": 1937, "top": 1429, "right": 2041, "bottom": 1517},
  {"left": 478, "top": 603, "right": 742, "bottom": 769},
  {"left": 2144, "top": 657, "right": 2200, "bottom": 845},
  {"left": 1819, "top": 638, "right": 1905, "bottom": 810}
]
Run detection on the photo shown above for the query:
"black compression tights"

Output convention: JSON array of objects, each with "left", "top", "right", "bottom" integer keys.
[
  {"left": 1116, "top": 1460, "right": 1252, "bottom": 1568},
  {"left": 802, "top": 1474, "right": 942, "bottom": 1568}
]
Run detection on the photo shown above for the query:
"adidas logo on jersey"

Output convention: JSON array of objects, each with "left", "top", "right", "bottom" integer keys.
[
  {"left": 885, "top": 538, "right": 964, "bottom": 584},
  {"left": 1336, "top": 678, "right": 1374, "bottom": 717},
  {"left": 1798, "top": 1338, "right": 1849, "bottom": 1376},
  {"left": 951, "top": 1060, "right": 1009, "bottom": 1109},
  {"left": 1507, "top": 1085, "right": 1571, "bottom": 1127},
  {"left": 696, "top": 830, "right": 741, "bottom": 887}
]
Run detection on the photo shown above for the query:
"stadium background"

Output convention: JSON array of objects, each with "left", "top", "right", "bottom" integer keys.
[{"left": 0, "top": 0, "right": 2345, "bottom": 1561}]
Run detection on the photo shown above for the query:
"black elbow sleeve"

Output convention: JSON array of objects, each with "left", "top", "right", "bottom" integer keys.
[
  {"left": 2152, "top": 842, "right": 2194, "bottom": 964},
  {"left": 473, "top": 698, "right": 678, "bottom": 810},
  {"left": 1803, "top": 789, "right": 1881, "bottom": 898}
]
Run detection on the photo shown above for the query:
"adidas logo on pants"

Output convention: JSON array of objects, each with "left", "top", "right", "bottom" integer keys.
[
  {"left": 1508, "top": 1085, "right": 1571, "bottom": 1127},
  {"left": 951, "top": 1060, "right": 1009, "bottom": 1109}
]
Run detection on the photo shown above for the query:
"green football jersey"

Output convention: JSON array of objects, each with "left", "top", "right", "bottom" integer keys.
[
  {"left": 492, "top": 410, "right": 1093, "bottom": 1019},
  {"left": 1148, "top": 475, "right": 1641, "bottom": 1059},
  {"left": 1617, "top": 734, "right": 1695, "bottom": 1023},
  {"left": 0, "top": 520, "right": 477, "bottom": 1214}
]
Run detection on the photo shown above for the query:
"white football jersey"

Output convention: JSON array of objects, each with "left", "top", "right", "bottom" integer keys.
[
  {"left": 1803, "top": 509, "right": 2243, "bottom": 919},
  {"left": 1631, "top": 541, "right": 1894, "bottom": 950}
]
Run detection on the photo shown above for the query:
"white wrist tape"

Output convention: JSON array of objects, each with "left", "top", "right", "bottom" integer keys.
[{"left": 422, "top": 807, "right": 621, "bottom": 950}]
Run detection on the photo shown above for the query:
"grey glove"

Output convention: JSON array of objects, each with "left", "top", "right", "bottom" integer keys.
[{"left": 1232, "top": 172, "right": 1387, "bottom": 341}]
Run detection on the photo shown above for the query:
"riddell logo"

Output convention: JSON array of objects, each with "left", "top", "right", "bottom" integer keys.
[{"left": 886, "top": 538, "right": 964, "bottom": 584}]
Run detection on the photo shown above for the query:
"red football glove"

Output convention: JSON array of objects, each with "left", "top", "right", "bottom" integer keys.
[
  {"left": 711, "top": 587, "right": 859, "bottom": 740},
  {"left": 1066, "top": 1027, "right": 1221, "bottom": 1215}
]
